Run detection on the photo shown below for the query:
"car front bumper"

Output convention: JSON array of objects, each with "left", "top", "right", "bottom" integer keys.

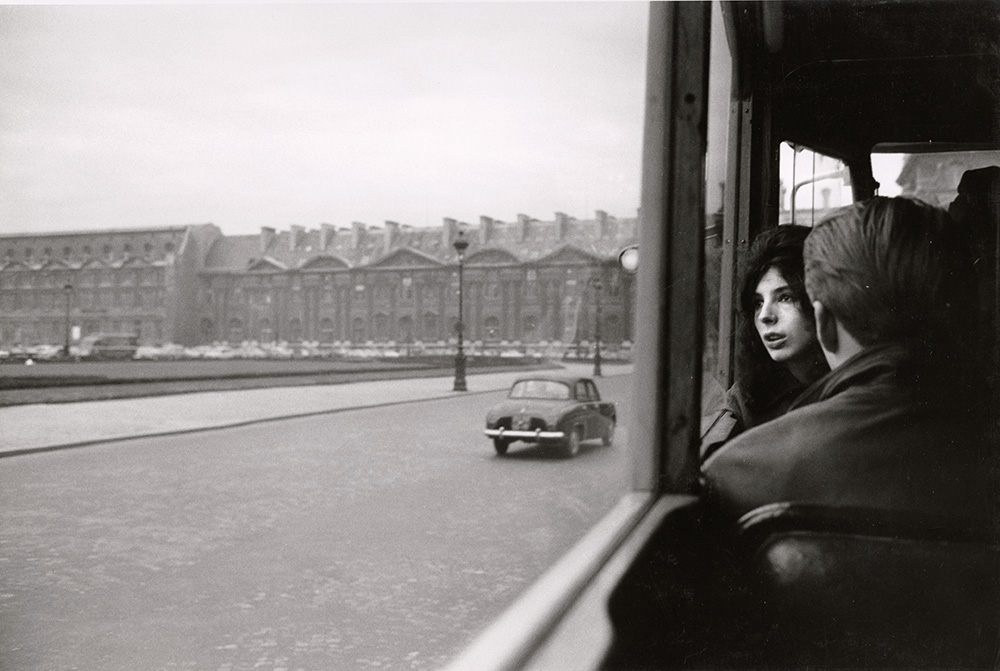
[{"left": 484, "top": 427, "right": 565, "bottom": 441}]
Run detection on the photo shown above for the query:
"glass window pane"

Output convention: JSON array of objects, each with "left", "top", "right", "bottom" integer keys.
[
  {"left": 703, "top": 1, "right": 733, "bottom": 412},
  {"left": 779, "top": 142, "right": 854, "bottom": 225},
  {"left": 0, "top": 4, "right": 649, "bottom": 670},
  {"left": 872, "top": 149, "right": 1000, "bottom": 208}
]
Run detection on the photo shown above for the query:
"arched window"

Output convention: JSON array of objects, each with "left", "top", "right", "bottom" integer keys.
[
  {"left": 288, "top": 318, "right": 303, "bottom": 342},
  {"left": 603, "top": 314, "right": 620, "bottom": 343},
  {"left": 423, "top": 312, "right": 439, "bottom": 340},
  {"left": 373, "top": 313, "right": 389, "bottom": 341},
  {"left": 320, "top": 317, "right": 335, "bottom": 343},
  {"left": 523, "top": 315, "right": 538, "bottom": 342},
  {"left": 200, "top": 318, "right": 215, "bottom": 342},
  {"left": 397, "top": 315, "right": 413, "bottom": 342},
  {"left": 484, "top": 316, "right": 500, "bottom": 340},
  {"left": 227, "top": 318, "right": 244, "bottom": 344}
]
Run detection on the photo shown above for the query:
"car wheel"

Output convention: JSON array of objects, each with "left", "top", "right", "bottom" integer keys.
[
  {"left": 563, "top": 427, "right": 581, "bottom": 458},
  {"left": 493, "top": 438, "right": 509, "bottom": 455},
  {"left": 602, "top": 421, "right": 615, "bottom": 447}
]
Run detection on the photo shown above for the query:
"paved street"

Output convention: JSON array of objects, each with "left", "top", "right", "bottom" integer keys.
[
  {"left": 0, "top": 363, "right": 621, "bottom": 456},
  {"left": 0, "top": 369, "right": 632, "bottom": 670}
]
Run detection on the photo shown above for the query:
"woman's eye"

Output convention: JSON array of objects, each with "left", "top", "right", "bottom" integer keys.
[{"left": 778, "top": 294, "right": 792, "bottom": 302}]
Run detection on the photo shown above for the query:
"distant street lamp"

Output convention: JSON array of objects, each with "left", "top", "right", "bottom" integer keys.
[
  {"left": 589, "top": 273, "right": 603, "bottom": 377},
  {"left": 453, "top": 230, "right": 469, "bottom": 391},
  {"left": 63, "top": 283, "right": 73, "bottom": 358}
]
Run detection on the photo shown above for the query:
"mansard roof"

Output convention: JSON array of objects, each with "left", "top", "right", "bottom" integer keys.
[
  {"left": 36, "top": 258, "right": 72, "bottom": 270},
  {"left": 247, "top": 256, "right": 288, "bottom": 272},
  {"left": 79, "top": 258, "right": 107, "bottom": 269},
  {"left": 202, "top": 210, "right": 639, "bottom": 273},
  {"left": 532, "top": 245, "right": 603, "bottom": 266},
  {"left": 465, "top": 247, "right": 520, "bottom": 265},
  {"left": 118, "top": 256, "right": 150, "bottom": 268},
  {"left": 300, "top": 255, "right": 350, "bottom": 271},
  {"left": 367, "top": 247, "right": 442, "bottom": 269}
]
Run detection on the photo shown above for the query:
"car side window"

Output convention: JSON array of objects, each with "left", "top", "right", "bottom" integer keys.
[
  {"left": 587, "top": 381, "right": 600, "bottom": 401},
  {"left": 575, "top": 381, "right": 588, "bottom": 401}
]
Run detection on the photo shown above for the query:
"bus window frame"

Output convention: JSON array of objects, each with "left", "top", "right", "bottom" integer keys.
[{"left": 444, "top": 3, "right": 712, "bottom": 668}]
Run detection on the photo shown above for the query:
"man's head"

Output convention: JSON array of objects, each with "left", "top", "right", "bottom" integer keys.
[{"left": 803, "top": 196, "right": 973, "bottom": 369}]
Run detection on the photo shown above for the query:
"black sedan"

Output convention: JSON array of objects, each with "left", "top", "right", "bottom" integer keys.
[{"left": 484, "top": 375, "right": 616, "bottom": 457}]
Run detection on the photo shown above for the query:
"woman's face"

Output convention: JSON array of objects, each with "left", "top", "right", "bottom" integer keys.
[{"left": 754, "top": 267, "right": 816, "bottom": 367}]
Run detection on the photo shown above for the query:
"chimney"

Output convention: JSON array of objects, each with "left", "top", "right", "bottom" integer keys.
[
  {"left": 320, "top": 223, "right": 336, "bottom": 250},
  {"left": 384, "top": 221, "right": 400, "bottom": 254},
  {"left": 597, "top": 210, "right": 615, "bottom": 238},
  {"left": 479, "top": 216, "right": 494, "bottom": 245},
  {"left": 351, "top": 222, "right": 366, "bottom": 249},
  {"left": 289, "top": 224, "right": 305, "bottom": 251},
  {"left": 442, "top": 217, "right": 458, "bottom": 248},
  {"left": 517, "top": 213, "right": 531, "bottom": 242},
  {"left": 556, "top": 212, "right": 570, "bottom": 241},
  {"left": 260, "top": 227, "right": 276, "bottom": 254}
]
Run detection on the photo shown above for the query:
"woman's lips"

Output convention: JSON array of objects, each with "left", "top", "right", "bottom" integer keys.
[{"left": 763, "top": 333, "right": 786, "bottom": 347}]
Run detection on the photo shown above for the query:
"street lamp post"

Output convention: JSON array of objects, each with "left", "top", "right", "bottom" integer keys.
[
  {"left": 63, "top": 283, "right": 73, "bottom": 358},
  {"left": 453, "top": 230, "right": 469, "bottom": 391},
  {"left": 591, "top": 274, "right": 603, "bottom": 377}
]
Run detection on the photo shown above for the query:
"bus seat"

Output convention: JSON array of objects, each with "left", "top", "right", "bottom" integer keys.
[{"left": 732, "top": 502, "right": 1000, "bottom": 669}]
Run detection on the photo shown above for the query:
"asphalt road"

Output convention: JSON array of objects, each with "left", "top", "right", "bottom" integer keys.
[{"left": 0, "top": 375, "right": 632, "bottom": 671}]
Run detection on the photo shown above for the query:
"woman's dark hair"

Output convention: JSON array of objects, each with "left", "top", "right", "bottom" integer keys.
[{"left": 736, "top": 225, "right": 819, "bottom": 419}]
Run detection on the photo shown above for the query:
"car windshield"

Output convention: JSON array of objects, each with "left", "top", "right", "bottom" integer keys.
[{"left": 508, "top": 380, "right": 572, "bottom": 400}]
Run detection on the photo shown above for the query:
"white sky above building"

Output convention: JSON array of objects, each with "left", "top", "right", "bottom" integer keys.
[{"left": 0, "top": 2, "right": 649, "bottom": 236}]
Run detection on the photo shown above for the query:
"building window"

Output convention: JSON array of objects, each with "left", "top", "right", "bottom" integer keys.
[
  {"left": 373, "top": 313, "right": 389, "bottom": 340},
  {"left": 484, "top": 316, "right": 500, "bottom": 340},
  {"left": 523, "top": 315, "right": 538, "bottom": 341},
  {"left": 200, "top": 318, "right": 214, "bottom": 341},
  {"left": 260, "top": 318, "right": 273, "bottom": 343},
  {"left": 227, "top": 318, "right": 244, "bottom": 343},
  {"left": 289, "top": 318, "right": 303, "bottom": 342},
  {"left": 320, "top": 318, "right": 335, "bottom": 343},
  {"left": 397, "top": 315, "right": 413, "bottom": 342},
  {"left": 423, "top": 312, "right": 439, "bottom": 340},
  {"left": 351, "top": 317, "right": 365, "bottom": 343}
]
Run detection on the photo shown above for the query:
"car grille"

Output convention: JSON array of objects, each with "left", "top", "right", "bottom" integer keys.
[{"left": 513, "top": 416, "right": 546, "bottom": 432}]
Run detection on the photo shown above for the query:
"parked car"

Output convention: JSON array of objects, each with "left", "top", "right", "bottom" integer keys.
[
  {"left": 76, "top": 333, "right": 139, "bottom": 360},
  {"left": 484, "top": 375, "right": 616, "bottom": 457}
]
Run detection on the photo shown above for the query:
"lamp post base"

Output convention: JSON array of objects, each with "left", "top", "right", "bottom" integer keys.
[{"left": 453, "top": 353, "right": 467, "bottom": 391}]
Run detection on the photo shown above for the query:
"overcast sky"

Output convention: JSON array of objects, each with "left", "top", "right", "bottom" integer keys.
[{"left": 0, "top": 2, "right": 649, "bottom": 236}]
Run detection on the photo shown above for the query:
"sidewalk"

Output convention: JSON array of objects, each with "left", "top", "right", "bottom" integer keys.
[{"left": 0, "top": 363, "right": 631, "bottom": 457}]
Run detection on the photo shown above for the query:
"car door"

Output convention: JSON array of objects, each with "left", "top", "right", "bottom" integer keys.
[
  {"left": 587, "top": 380, "right": 611, "bottom": 430},
  {"left": 571, "top": 380, "right": 593, "bottom": 439}
]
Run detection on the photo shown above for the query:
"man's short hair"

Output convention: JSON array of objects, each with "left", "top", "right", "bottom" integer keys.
[{"left": 803, "top": 196, "right": 974, "bottom": 347}]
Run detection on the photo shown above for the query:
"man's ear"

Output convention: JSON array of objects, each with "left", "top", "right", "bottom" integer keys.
[{"left": 813, "top": 300, "right": 839, "bottom": 356}]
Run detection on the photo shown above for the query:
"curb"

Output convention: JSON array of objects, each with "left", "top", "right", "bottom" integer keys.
[{"left": 1, "top": 385, "right": 510, "bottom": 459}]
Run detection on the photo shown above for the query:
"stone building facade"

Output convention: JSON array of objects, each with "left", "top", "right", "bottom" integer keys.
[
  {"left": 0, "top": 211, "right": 638, "bottom": 350},
  {"left": 0, "top": 225, "right": 220, "bottom": 347}
]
